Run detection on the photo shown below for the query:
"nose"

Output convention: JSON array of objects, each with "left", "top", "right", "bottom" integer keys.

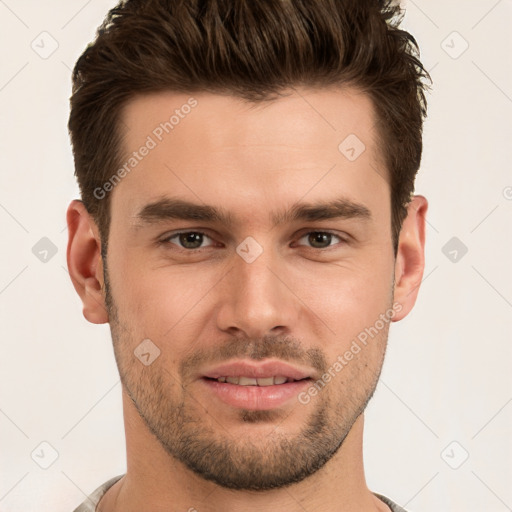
[{"left": 215, "top": 242, "right": 300, "bottom": 339}]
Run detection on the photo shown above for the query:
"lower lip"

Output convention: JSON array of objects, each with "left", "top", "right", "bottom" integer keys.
[{"left": 200, "top": 378, "right": 311, "bottom": 410}]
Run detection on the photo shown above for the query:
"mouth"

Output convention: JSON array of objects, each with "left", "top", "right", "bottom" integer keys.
[
  {"left": 203, "top": 375, "right": 309, "bottom": 386},
  {"left": 200, "top": 376, "right": 312, "bottom": 410},
  {"left": 201, "top": 359, "right": 313, "bottom": 382},
  {"left": 199, "top": 360, "right": 314, "bottom": 410}
]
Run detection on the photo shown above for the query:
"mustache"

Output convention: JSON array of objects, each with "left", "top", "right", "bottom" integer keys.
[{"left": 179, "top": 334, "right": 327, "bottom": 380}]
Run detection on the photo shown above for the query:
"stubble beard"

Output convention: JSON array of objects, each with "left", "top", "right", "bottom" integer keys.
[{"left": 102, "top": 260, "right": 388, "bottom": 491}]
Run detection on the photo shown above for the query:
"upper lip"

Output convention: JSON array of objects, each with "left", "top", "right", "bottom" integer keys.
[{"left": 201, "top": 359, "right": 313, "bottom": 381}]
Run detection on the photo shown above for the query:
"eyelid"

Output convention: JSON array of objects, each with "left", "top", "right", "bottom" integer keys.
[
  {"left": 160, "top": 229, "right": 216, "bottom": 249},
  {"left": 159, "top": 228, "right": 350, "bottom": 251},
  {"left": 294, "top": 230, "right": 349, "bottom": 248}
]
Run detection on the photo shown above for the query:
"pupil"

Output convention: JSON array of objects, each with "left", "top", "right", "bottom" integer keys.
[
  {"left": 178, "top": 233, "right": 331, "bottom": 250},
  {"left": 310, "top": 232, "right": 330, "bottom": 248},
  {"left": 180, "top": 232, "right": 202, "bottom": 249}
]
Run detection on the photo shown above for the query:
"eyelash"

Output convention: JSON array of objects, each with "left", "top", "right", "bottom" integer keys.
[{"left": 159, "top": 230, "right": 348, "bottom": 252}]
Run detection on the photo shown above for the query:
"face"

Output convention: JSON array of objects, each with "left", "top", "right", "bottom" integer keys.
[{"left": 103, "top": 88, "right": 398, "bottom": 490}]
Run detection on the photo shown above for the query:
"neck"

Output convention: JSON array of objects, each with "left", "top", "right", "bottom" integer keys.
[{"left": 98, "top": 390, "right": 389, "bottom": 512}]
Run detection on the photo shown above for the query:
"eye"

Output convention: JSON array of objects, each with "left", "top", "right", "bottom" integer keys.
[
  {"left": 159, "top": 229, "right": 348, "bottom": 252},
  {"left": 161, "top": 231, "right": 215, "bottom": 250},
  {"left": 295, "top": 231, "right": 347, "bottom": 250}
]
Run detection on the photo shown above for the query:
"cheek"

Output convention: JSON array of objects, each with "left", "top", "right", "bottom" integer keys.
[
  {"left": 109, "top": 256, "right": 222, "bottom": 340},
  {"left": 107, "top": 226, "right": 394, "bottom": 349},
  {"left": 299, "top": 257, "right": 393, "bottom": 319},
  {"left": 292, "top": 258, "right": 394, "bottom": 363}
]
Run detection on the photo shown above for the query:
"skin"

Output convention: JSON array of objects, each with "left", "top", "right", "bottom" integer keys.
[{"left": 67, "top": 87, "right": 427, "bottom": 512}]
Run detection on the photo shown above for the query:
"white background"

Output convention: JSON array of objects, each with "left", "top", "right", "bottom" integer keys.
[{"left": 0, "top": 1, "right": 511, "bottom": 510}]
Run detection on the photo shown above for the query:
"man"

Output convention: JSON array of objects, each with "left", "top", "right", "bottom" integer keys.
[{"left": 66, "top": 0, "right": 430, "bottom": 510}]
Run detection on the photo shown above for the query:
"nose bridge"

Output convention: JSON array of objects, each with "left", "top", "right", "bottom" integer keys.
[
  {"left": 235, "top": 236, "right": 285, "bottom": 305},
  {"left": 237, "top": 243, "right": 279, "bottom": 294},
  {"left": 216, "top": 235, "right": 298, "bottom": 336}
]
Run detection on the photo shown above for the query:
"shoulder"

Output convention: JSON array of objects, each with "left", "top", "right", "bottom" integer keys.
[
  {"left": 373, "top": 492, "right": 410, "bottom": 512},
  {"left": 72, "top": 474, "right": 125, "bottom": 512}
]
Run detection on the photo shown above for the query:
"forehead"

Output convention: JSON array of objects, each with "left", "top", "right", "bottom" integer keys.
[
  {"left": 119, "top": 86, "right": 379, "bottom": 155},
  {"left": 113, "top": 87, "right": 388, "bottom": 225}
]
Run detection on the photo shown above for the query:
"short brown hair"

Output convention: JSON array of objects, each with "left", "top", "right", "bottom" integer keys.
[{"left": 68, "top": 0, "right": 430, "bottom": 254}]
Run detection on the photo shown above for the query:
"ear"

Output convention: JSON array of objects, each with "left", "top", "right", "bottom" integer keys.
[
  {"left": 391, "top": 195, "right": 428, "bottom": 322},
  {"left": 66, "top": 200, "right": 109, "bottom": 324}
]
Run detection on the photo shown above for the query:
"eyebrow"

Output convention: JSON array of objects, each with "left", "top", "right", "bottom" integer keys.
[{"left": 133, "top": 196, "right": 372, "bottom": 228}]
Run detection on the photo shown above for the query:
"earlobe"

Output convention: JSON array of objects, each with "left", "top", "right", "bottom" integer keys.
[
  {"left": 391, "top": 195, "right": 428, "bottom": 322},
  {"left": 66, "top": 200, "right": 109, "bottom": 324}
]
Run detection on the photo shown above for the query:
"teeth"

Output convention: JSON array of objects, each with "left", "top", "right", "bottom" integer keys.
[
  {"left": 217, "top": 376, "right": 293, "bottom": 386},
  {"left": 256, "top": 377, "right": 274, "bottom": 386},
  {"left": 238, "top": 376, "right": 258, "bottom": 386}
]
